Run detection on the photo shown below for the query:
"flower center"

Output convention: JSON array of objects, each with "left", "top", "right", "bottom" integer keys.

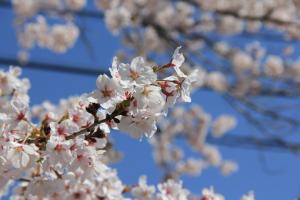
[
  {"left": 15, "top": 146, "right": 24, "bottom": 153},
  {"left": 16, "top": 112, "right": 25, "bottom": 121},
  {"left": 101, "top": 85, "right": 113, "bottom": 97},
  {"left": 54, "top": 144, "right": 65, "bottom": 152},
  {"left": 142, "top": 86, "right": 151, "bottom": 96},
  {"left": 130, "top": 70, "right": 140, "bottom": 80}
]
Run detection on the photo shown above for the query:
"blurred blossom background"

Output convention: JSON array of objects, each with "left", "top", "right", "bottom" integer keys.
[{"left": 1, "top": 0, "right": 300, "bottom": 199}]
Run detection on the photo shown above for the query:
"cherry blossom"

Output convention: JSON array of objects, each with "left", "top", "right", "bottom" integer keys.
[
  {"left": 118, "top": 56, "right": 157, "bottom": 86},
  {"left": 0, "top": 49, "right": 225, "bottom": 200},
  {"left": 157, "top": 179, "right": 189, "bottom": 200},
  {"left": 4, "top": 0, "right": 293, "bottom": 197},
  {"left": 131, "top": 176, "right": 156, "bottom": 200},
  {"left": 6, "top": 142, "right": 38, "bottom": 169},
  {"left": 93, "top": 74, "right": 123, "bottom": 110},
  {"left": 201, "top": 187, "right": 224, "bottom": 200}
]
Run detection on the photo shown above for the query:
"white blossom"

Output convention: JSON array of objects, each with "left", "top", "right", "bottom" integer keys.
[
  {"left": 212, "top": 115, "right": 237, "bottom": 137},
  {"left": 118, "top": 56, "right": 157, "bottom": 86},
  {"left": 172, "top": 47, "right": 187, "bottom": 78},
  {"left": 202, "top": 187, "right": 224, "bottom": 200},
  {"left": 64, "top": 0, "right": 86, "bottom": 10},
  {"left": 264, "top": 55, "right": 284, "bottom": 77},
  {"left": 131, "top": 176, "right": 156, "bottom": 200},
  {"left": 93, "top": 74, "right": 123, "bottom": 109},
  {"left": 7, "top": 142, "right": 38, "bottom": 169},
  {"left": 157, "top": 179, "right": 189, "bottom": 200},
  {"left": 241, "top": 191, "right": 255, "bottom": 200}
]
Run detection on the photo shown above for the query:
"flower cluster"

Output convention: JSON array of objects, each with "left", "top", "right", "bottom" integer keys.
[
  {"left": 7, "top": 0, "right": 294, "bottom": 198},
  {"left": 0, "top": 49, "right": 255, "bottom": 199},
  {"left": 131, "top": 177, "right": 189, "bottom": 200},
  {"left": 18, "top": 16, "right": 79, "bottom": 55},
  {"left": 151, "top": 105, "right": 238, "bottom": 179},
  {"left": 12, "top": 0, "right": 85, "bottom": 60},
  {"left": 91, "top": 47, "right": 197, "bottom": 139},
  {"left": 0, "top": 48, "right": 210, "bottom": 199},
  {"left": 130, "top": 177, "right": 254, "bottom": 200},
  {"left": 13, "top": 0, "right": 87, "bottom": 17}
]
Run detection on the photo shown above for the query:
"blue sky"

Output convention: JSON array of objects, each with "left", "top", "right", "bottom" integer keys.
[{"left": 0, "top": 5, "right": 300, "bottom": 200}]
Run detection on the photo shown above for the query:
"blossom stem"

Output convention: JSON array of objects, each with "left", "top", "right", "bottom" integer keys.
[
  {"left": 65, "top": 105, "right": 126, "bottom": 140},
  {"left": 65, "top": 118, "right": 106, "bottom": 140}
]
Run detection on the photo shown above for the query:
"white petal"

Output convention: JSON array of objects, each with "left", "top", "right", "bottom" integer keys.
[
  {"left": 174, "top": 67, "right": 187, "bottom": 78},
  {"left": 11, "top": 153, "right": 21, "bottom": 168},
  {"left": 7, "top": 149, "right": 15, "bottom": 159},
  {"left": 172, "top": 47, "right": 187, "bottom": 78},
  {"left": 172, "top": 47, "right": 185, "bottom": 67},
  {"left": 96, "top": 74, "right": 109, "bottom": 89},
  {"left": 131, "top": 57, "right": 144, "bottom": 72},
  {"left": 23, "top": 145, "right": 37, "bottom": 155},
  {"left": 21, "top": 152, "right": 29, "bottom": 167}
]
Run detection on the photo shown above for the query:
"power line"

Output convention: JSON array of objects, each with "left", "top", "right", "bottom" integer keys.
[
  {"left": 206, "top": 134, "right": 300, "bottom": 154},
  {"left": 0, "top": 57, "right": 108, "bottom": 76}
]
